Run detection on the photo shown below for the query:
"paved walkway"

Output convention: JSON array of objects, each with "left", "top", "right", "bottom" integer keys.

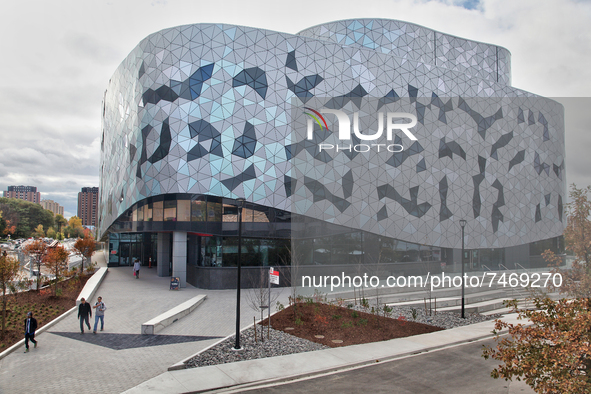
[{"left": 0, "top": 253, "right": 291, "bottom": 394}]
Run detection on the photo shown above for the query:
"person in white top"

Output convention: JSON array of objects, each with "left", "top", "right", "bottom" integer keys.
[
  {"left": 133, "top": 259, "right": 141, "bottom": 279},
  {"left": 92, "top": 296, "right": 106, "bottom": 333}
]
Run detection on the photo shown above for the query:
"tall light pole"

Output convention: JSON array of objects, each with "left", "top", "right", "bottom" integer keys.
[
  {"left": 234, "top": 197, "right": 246, "bottom": 350},
  {"left": 459, "top": 219, "right": 467, "bottom": 319}
]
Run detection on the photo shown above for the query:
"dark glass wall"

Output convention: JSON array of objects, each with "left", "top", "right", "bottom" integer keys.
[{"left": 105, "top": 193, "right": 561, "bottom": 278}]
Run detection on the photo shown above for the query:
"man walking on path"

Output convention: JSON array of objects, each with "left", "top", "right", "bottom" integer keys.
[
  {"left": 92, "top": 296, "right": 106, "bottom": 334},
  {"left": 24, "top": 311, "right": 38, "bottom": 353},
  {"left": 78, "top": 298, "right": 92, "bottom": 333},
  {"left": 133, "top": 259, "right": 141, "bottom": 279}
]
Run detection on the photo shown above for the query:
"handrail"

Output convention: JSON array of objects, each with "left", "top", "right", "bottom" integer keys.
[
  {"left": 515, "top": 263, "right": 530, "bottom": 273},
  {"left": 499, "top": 263, "right": 509, "bottom": 271},
  {"left": 482, "top": 264, "right": 492, "bottom": 272}
]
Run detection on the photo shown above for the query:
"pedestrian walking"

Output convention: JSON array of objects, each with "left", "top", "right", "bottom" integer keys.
[
  {"left": 24, "top": 311, "right": 38, "bottom": 353},
  {"left": 133, "top": 259, "right": 141, "bottom": 279},
  {"left": 78, "top": 297, "right": 92, "bottom": 333},
  {"left": 92, "top": 296, "right": 106, "bottom": 334}
]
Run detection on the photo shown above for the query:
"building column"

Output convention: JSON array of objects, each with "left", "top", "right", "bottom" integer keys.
[
  {"left": 172, "top": 231, "right": 188, "bottom": 288},
  {"left": 157, "top": 233, "right": 170, "bottom": 277}
]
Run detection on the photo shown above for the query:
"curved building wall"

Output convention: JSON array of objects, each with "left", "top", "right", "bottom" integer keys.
[
  {"left": 298, "top": 19, "right": 512, "bottom": 86},
  {"left": 99, "top": 20, "right": 564, "bottom": 255}
]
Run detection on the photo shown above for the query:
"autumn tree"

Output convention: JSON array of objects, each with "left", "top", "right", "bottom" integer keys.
[
  {"left": 0, "top": 210, "right": 15, "bottom": 239},
  {"left": 55, "top": 214, "right": 67, "bottom": 234},
  {"left": 0, "top": 252, "right": 20, "bottom": 334},
  {"left": 43, "top": 245, "right": 69, "bottom": 296},
  {"left": 64, "top": 216, "right": 84, "bottom": 238},
  {"left": 69, "top": 216, "right": 82, "bottom": 228},
  {"left": 46, "top": 227, "right": 57, "bottom": 239},
  {"left": 33, "top": 224, "right": 45, "bottom": 238},
  {"left": 0, "top": 198, "right": 54, "bottom": 238},
  {"left": 22, "top": 239, "right": 47, "bottom": 290},
  {"left": 483, "top": 184, "right": 591, "bottom": 393},
  {"left": 72, "top": 230, "right": 97, "bottom": 273}
]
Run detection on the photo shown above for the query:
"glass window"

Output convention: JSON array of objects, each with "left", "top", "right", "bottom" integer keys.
[
  {"left": 530, "top": 236, "right": 564, "bottom": 256},
  {"left": 145, "top": 204, "right": 152, "bottom": 221},
  {"left": 208, "top": 201, "right": 222, "bottom": 222},
  {"left": 132, "top": 207, "right": 138, "bottom": 222},
  {"left": 267, "top": 238, "right": 291, "bottom": 266},
  {"left": 221, "top": 237, "right": 264, "bottom": 267},
  {"left": 313, "top": 237, "right": 332, "bottom": 265},
  {"left": 177, "top": 200, "right": 191, "bottom": 222},
  {"left": 201, "top": 236, "right": 222, "bottom": 267},
  {"left": 153, "top": 201, "right": 163, "bottom": 221},
  {"left": 109, "top": 233, "right": 120, "bottom": 264},
  {"left": 164, "top": 200, "right": 177, "bottom": 221},
  {"left": 241, "top": 208, "right": 254, "bottom": 222},
  {"left": 253, "top": 209, "right": 270, "bottom": 223},
  {"left": 191, "top": 200, "right": 207, "bottom": 222},
  {"left": 223, "top": 204, "right": 238, "bottom": 222},
  {"left": 137, "top": 204, "right": 144, "bottom": 221}
]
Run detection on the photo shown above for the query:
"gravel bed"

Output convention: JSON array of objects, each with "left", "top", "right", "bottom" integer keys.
[
  {"left": 185, "top": 304, "right": 499, "bottom": 369},
  {"left": 348, "top": 304, "right": 500, "bottom": 329},
  {"left": 186, "top": 326, "right": 329, "bottom": 369}
]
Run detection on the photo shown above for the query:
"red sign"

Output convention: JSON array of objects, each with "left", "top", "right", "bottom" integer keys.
[
  {"left": 269, "top": 269, "right": 279, "bottom": 285},
  {"left": 111, "top": 250, "right": 117, "bottom": 254}
]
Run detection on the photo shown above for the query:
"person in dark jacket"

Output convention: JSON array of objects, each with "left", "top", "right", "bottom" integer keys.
[
  {"left": 24, "top": 311, "right": 38, "bottom": 353},
  {"left": 78, "top": 298, "right": 92, "bottom": 333}
]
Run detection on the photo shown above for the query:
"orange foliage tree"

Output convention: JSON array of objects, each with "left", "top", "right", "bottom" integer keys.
[
  {"left": 72, "top": 230, "right": 97, "bottom": 273},
  {"left": 0, "top": 252, "right": 20, "bottom": 334},
  {"left": 482, "top": 184, "right": 591, "bottom": 393},
  {"left": 22, "top": 239, "right": 47, "bottom": 290},
  {"left": 43, "top": 245, "right": 69, "bottom": 296}
]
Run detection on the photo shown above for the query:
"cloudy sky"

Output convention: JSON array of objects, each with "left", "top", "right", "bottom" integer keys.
[{"left": 1, "top": 0, "right": 589, "bottom": 218}]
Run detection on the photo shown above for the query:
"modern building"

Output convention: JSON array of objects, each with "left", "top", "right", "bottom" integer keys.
[
  {"left": 41, "top": 199, "right": 64, "bottom": 216},
  {"left": 99, "top": 19, "right": 565, "bottom": 289},
  {"left": 78, "top": 187, "right": 99, "bottom": 226},
  {"left": 3, "top": 185, "right": 41, "bottom": 204}
]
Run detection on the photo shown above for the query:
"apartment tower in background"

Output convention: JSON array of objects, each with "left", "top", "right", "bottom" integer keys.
[
  {"left": 3, "top": 185, "right": 41, "bottom": 204},
  {"left": 41, "top": 200, "right": 64, "bottom": 216},
  {"left": 78, "top": 187, "right": 99, "bottom": 226}
]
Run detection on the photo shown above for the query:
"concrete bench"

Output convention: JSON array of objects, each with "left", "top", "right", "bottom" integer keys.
[
  {"left": 76, "top": 267, "right": 108, "bottom": 306},
  {"left": 142, "top": 295, "right": 207, "bottom": 335}
]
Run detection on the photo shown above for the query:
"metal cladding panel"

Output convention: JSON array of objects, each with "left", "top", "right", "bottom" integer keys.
[{"left": 99, "top": 20, "right": 564, "bottom": 250}]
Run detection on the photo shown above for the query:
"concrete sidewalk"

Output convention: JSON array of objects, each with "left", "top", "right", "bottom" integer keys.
[
  {"left": 0, "top": 253, "right": 291, "bottom": 394},
  {"left": 124, "top": 313, "right": 523, "bottom": 393}
]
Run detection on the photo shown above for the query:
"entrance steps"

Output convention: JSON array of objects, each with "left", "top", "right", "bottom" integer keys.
[{"left": 324, "top": 271, "right": 558, "bottom": 316}]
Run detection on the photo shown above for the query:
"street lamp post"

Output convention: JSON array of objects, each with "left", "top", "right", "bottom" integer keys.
[
  {"left": 234, "top": 198, "right": 246, "bottom": 350},
  {"left": 459, "top": 219, "right": 467, "bottom": 319}
]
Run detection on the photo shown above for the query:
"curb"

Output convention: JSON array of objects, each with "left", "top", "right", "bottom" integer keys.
[
  {"left": 168, "top": 309, "right": 281, "bottom": 371},
  {"left": 202, "top": 328, "right": 510, "bottom": 394},
  {"left": 0, "top": 267, "right": 108, "bottom": 360},
  {"left": 126, "top": 313, "right": 524, "bottom": 393}
]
